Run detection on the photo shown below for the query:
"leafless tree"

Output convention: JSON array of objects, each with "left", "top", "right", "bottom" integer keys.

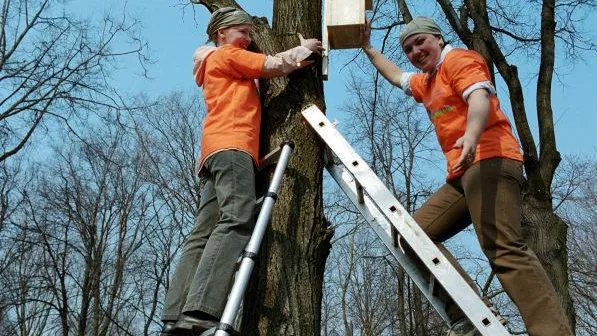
[
  {"left": 1, "top": 84, "right": 204, "bottom": 336},
  {"left": 0, "top": 0, "right": 148, "bottom": 163},
  {"left": 30, "top": 122, "right": 154, "bottom": 336},
  {"left": 0, "top": 111, "right": 159, "bottom": 335},
  {"left": 129, "top": 92, "right": 204, "bottom": 335},
  {"left": 0, "top": 157, "right": 42, "bottom": 335},
  {"left": 552, "top": 156, "right": 597, "bottom": 336}
]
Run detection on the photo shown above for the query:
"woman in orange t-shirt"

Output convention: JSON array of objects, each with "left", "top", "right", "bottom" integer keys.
[
  {"left": 362, "top": 16, "right": 571, "bottom": 336},
  {"left": 160, "top": 7, "right": 322, "bottom": 336}
]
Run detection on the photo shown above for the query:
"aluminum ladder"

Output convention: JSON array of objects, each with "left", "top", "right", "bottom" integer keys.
[
  {"left": 301, "top": 105, "right": 510, "bottom": 336},
  {"left": 208, "top": 142, "right": 294, "bottom": 336}
]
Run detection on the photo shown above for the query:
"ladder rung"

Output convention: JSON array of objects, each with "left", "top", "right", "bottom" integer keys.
[
  {"left": 255, "top": 196, "right": 264, "bottom": 213},
  {"left": 258, "top": 148, "right": 281, "bottom": 170},
  {"left": 429, "top": 275, "right": 436, "bottom": 297},
  {"left": 355, "top": 180, "right": 364, "bottom": 204},
  {"left": 391, "top": 227, "right": 399, "bottom": 248},
  {"left": 258, "top": 141, "right": 294, "bottom": 170},
  {"left": 323, "top": 147, "right": 335, "bottom": 167}
]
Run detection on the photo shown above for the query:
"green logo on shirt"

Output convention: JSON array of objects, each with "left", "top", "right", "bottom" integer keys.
[{"left": 431, "top": 105, "right": 453, "bottom": 120}]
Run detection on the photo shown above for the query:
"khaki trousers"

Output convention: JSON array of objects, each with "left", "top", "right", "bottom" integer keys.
[{"left": 411, "top": 158, "right": 572, "bottom": 336}]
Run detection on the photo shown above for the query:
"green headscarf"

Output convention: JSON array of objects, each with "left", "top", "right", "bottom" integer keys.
[
  {"left": 399, "top": 16, "right": 442, "bottom": 46},
  {"left": 206, "top": 7, "right": 253, "bottom": 42}
]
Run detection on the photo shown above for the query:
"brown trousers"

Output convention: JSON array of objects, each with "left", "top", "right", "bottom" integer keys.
[{"left": 410, "top": 158, "right": 572, "bottom": 336}]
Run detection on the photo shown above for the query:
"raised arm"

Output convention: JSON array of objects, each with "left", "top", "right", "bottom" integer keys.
[
  {"left": 361, "top": 19, "right": 404, "bottom": 88},
  {"left": 261, "top": 34, "right": 322, "bottom": 78}
]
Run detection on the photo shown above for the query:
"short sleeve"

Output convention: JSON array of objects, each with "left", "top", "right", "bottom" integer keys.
[
  {"left": 400, "top": 72, "right": 414, "bottom": 95},
  {"left": 445, "top": 51, "right": 492, "bottom": 98},
  {"left": 219, "top": 45, "right": 266, "bottom": 79},
  {"left": 407, "top": 73, "right": 426, "bottom": 103}
]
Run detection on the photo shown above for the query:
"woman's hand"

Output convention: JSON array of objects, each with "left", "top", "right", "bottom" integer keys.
[
  {"left": 298, "top": 33, "right": 322, "bottom": 54},
  {"left": 451, "top": 135, "right": 477, "bottom": 172},
  {"left": 451, "top": 89, "right": 491, "bottom": 172},
  {"left": 361, "top": 18, "right": 373, "bottom": 50}
]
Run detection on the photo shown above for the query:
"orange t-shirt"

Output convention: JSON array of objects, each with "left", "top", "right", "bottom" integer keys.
[
  {"left": 408, "top": 48, "right": 523, "bottom": 180},
  {"left": 197, "top": 44, "right": 266, "bottom": 171}
]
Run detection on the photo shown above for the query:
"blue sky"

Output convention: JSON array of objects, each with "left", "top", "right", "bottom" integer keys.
[{"left": 72, "top": 1, "right": 596, "bottom": 158}]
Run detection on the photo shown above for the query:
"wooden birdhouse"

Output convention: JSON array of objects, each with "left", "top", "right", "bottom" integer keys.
[
  {"left": 324, "top": 0, "right": 373, "bottom": 49},
  {"left": 322, "top": 0, "right": 372, "bottom": 79}
]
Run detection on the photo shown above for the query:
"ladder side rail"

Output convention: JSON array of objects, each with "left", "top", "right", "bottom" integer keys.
[
  {"left": 302, "top": 106, "right": 509, "bottom": 335},
  {"left": 326, "top": 163, "right": 450, "bottom": 323},
  {"left": 215, "top": 143, "right": 294, "bottom": 336},
  {"left": 246, "top": 143, "right": 293, "bottom": 253}
]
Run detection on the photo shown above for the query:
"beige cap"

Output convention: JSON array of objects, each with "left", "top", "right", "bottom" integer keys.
[
  {"left": 206, "top": 7, "right": 253, "bottom": 42},
  {"left": 399, "top": 16, "right": 442, "bottom": 46}
]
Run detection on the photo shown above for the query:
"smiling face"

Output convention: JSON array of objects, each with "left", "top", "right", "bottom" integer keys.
[
  {"left": 217, "top": 24, "right": 252, "bottom": 49},
  {"left": 402, "top": 33, "right": 444, "bottom": 73}
]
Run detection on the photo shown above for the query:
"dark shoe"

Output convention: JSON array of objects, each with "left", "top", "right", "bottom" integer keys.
[
  {"left": 174, "top": 313, "right": 218, "bottom": 334},
  {"left": 160, "top": 321, "right": 177, "bottom": 336}
]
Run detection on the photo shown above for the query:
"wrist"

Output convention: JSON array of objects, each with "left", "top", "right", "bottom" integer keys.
[
  {"left": 363, "top": 47, "right": 378, "bottom": 59},
  {"left": 463, "top": 132, "right": 480, "bottom": 144}
]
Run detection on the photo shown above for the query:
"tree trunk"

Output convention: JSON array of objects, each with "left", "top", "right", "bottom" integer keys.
[
  {"left": 521, "top": 192, "right": 575, "bottom": 327},
  {"left": 395, "top": 269, "right": 408, "bottom": 336},
  {"left": 247, "top": 1, "right": 333, "bottom": 332},
  {"left": 195, "top": 1, "right": 332, "bottom": 334}
]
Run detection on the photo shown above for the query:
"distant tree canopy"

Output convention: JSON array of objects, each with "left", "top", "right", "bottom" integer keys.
[{"left": 0, "top": 0, "right": 148, "bottom": 162}]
